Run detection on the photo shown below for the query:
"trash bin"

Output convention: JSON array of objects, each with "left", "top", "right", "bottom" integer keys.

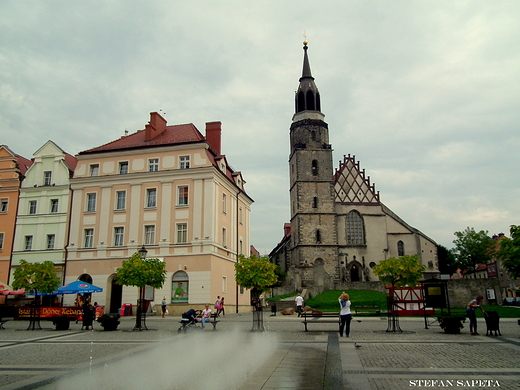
[
  {"left": 485, "top": 311, "right": 501, "bottom": 336},
  {"left": 271, "top": 304, "right": 277, "bottom": 316}
]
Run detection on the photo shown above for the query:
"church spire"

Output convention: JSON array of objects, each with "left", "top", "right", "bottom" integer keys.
[{"left": 295, "top": 40, "right": 321, "bottom": 114}]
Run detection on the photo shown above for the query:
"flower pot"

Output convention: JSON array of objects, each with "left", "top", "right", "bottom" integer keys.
[
  {"left": 51, "top": 316, "right": 72, "bottom": 331},
  {"left": 97, "top": 314, "right": 120, "bottom": 331},
  {"left": 437, "top": 314, "right": 466, "bottom": 334}
]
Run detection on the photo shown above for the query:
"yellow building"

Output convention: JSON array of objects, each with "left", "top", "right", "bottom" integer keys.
[{"left": 66, "top": 112, "right": 253, "bottom": 314}]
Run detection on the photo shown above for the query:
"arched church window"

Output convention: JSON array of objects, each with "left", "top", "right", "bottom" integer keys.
[
  {"left": 297, "top": 92, "right": 305, "bottom": 113},
  {"left": 306, "top": 91, "right": 315, "bottom": 111},
  {"left": 311, "top": 131, "right": 316, "bottom": 141},
  {"left": 398, "top": 241, "right": 405, "bottom": 257},
  {"left": 313, "top": 197, "right": 318, "bottom": 208},
  {"left": 311, "top": 160, "right": 318, "bottom": 176},
  {"left": 316, "top": 229, "right": 321, "bottom": 243},
  {"left": 316, "top": 92, "right": 321, "bottom": 112},
  {"left": 346, "top": 210, "right": 365, "bottom": 245}
]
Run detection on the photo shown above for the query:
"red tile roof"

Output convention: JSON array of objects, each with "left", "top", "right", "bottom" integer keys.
[{"left": 80, "top": 124, "right": 205, "bottom": 154}]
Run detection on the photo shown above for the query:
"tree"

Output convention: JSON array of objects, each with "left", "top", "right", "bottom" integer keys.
[
  {"left": 12, "top": 260, "right": 61, "bottom": 295},
  {"left": 234, "top": 254, "right": 278, "bottom": 293},
  {"left": 12, "top": 260, "right": 61, "bottom": 330},
  {"left": 372, "top": 255, "right": 426, "bottom": 288},
  {"left": 437, "top": 244, "right": 457, "bottom": 275},
  {"left": 496, "top": 225, "right": 520, "bottom": 279},
  {"left": 115, "top": 252, "right": 167, "bottom": 330},
  {"left": 451, "top": 227, "right": 495, "bottom": 271},
  {"left": 235, "top": 254, "right": 278, "bottom": 332}
]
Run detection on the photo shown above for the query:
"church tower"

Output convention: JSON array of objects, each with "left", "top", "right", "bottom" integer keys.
[{"left": 289, "top": 41, "right": 339, "bottom": 290}]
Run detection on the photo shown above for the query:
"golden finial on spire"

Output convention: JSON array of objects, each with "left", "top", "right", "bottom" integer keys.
[{"left": 303, "top": 31, "right": 308, "bottom": 46}]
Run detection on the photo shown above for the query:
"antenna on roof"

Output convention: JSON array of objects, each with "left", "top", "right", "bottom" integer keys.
[{"left": 124, "top": 129, "right": 128, "bottom": 137}]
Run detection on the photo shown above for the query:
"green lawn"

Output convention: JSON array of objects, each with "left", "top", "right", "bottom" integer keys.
[
  {"left": 306, "top": 290, "right": 388, "bottom": 313},
  {"left": 302, "top": 290, "right": 520, "bottom": 318}
]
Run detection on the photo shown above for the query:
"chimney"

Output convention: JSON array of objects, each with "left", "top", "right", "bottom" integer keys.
[
  {"left": 205, "top": 121, "right": 222, "bottom": 155},
  {"left": 145, "top": 112, "right": 167, "bottom": 141}
]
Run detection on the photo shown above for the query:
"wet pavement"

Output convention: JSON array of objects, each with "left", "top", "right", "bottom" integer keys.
[{"left": 0, "top": 312, "right": 518, "bottom": 389}]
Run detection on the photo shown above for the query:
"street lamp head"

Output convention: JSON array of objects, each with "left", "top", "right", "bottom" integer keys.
[{"left": 139, "top": 245, "right": 148, "bottom": 260}]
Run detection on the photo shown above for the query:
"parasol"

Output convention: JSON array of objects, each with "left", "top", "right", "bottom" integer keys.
[
  {"left": 0, "top": 282, "right": 25, "bottom": 295},
  {"left": 57, "top": 280, "right": 103, "bottom": 294}
]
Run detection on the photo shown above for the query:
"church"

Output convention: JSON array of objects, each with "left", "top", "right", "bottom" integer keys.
[{"left": 269, "top": 42, "right": 438, "bottom": 293}]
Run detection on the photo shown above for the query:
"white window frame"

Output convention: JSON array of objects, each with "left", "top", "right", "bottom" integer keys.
[
  {"left": 222, "top": 276, "right": 227, "bottom": 293},
  {"left": 89, "top": 164, "right": 99, "bottom": 177},
  {"left": 44, "top": 171, "right": 52, "bottom": 186},
  {"left": 50, "top": 199, "right": 59, "bottom": 213},
  {"left": 46, "top": 234, "right": 55, "bottom": 249},
  {"left": 144, "top": 225, "right": 155, "bottom": 245},
  {"left": 115, "top": 190, "right": 126, "bottom": 210},
  {"left": 29, "top": 200, "right": 37, "bottom": 215},
  {"left": 84, "top": 229, "right": 94, "bottom": 248},
  {"left": 222, "top": 227, "right": 227, "bottom": 248},
  {"left": 114, "top": 227, "right": 124, "bottom": 247},
  {"left": 146, "top": 188, "right": 157, "bottom": 208},
  {"left": 1, "top": 199, "right": 8, "bottom": 213},
  {"left": 119, "top": 161, "right": 129, "bottom": 175},
  {"left": 86, "top": 193, "right": 97, "bottom": 212},
  {"left": 179, "top": 155, "right": 190, "bottom": 169},
  {"left": 176, "top": 223, "right": 188, "bottom": 244},
  {"left": 148, "top": 158, "right": 159, "bottom": 172},
  {"left": 222, "top": 193, "right": 227, "bottom": 214},
  {"left": 25, "top": 235, "right": 33, "bottom": 250},
  {"left": 177, "top": 186, "right": 188, "bottom": 206}
]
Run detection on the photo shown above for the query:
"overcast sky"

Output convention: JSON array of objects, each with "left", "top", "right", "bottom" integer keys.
[{"left": 1, "top": 1, "right": 519, "bottom": 255}]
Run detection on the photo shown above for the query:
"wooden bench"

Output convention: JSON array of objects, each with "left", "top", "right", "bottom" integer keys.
[
  {"left": 354, "top": 306, "right": 381, "bottom": 315},
  {"left": 301, "top": 311, "right": 339, "bottom": 331},
  {"left": 208, "top": 313, "right": 220, "bottom": 330}
]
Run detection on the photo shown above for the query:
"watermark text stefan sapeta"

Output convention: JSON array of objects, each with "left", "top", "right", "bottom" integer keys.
[{"left": 409, "top": 379, "right": 500, "bottom": 387}]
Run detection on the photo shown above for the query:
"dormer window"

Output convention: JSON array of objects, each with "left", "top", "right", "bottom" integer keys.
[
  {"left": 44, "top": 171, "right": 52, "bottom": 186},
  {"left": 119, "top": 161, "right": 129, "bottom": 174},
  {"left": 179, "top": 156, "right": 190, "bottom": 169},
  {"left": 89, "top": 164, "right": 99, "bottom": 177}
]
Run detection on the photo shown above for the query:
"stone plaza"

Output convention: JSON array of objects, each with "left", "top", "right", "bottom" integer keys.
[{"left": 0, "top": 312, "right": 518, "bottom": 389}]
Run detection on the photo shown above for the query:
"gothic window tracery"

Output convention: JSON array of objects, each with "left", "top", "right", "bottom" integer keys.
[{"left": 346, "top": 210, "right": 365, "bottom": 245}]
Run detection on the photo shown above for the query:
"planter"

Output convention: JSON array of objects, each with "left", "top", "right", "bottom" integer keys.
[
  {"left": 50, "top": 316, "right": 73, "bottom": 331},
  {"left": 437, "top": 314, "right": 466, "bottom": 334},
  {"left": 97, "top": 314, "right": 120, "bottom": 331}
]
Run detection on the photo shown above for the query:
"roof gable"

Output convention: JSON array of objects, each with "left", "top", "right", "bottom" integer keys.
[{"left": 334, "top": 154, "right": 380, "bottom": 205}]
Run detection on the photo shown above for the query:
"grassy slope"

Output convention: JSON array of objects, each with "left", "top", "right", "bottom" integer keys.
[{"left": 304, "top": 290, "right": 520, "bottom": 318}]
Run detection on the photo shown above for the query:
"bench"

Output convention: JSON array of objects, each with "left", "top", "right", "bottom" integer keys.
[
  {"left": 207, "top": 313, "right": 220, "bottom": 330},
  {"left": 354, "top": 306, "right": 381, "bottom": 315},
  {"left": 301, "top": 311, "right": 339, "bottom": 331}
]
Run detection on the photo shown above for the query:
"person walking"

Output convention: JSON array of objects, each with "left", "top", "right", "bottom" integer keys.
[
  {"left": 161, "top": 297, "right": 167, "bottom": 318},
  {"left": 294, "top": 293, "right": 304, "bottom": 317},
  {"left": 214, "top": 296, "right": 221, "bottom": 316},
  {"left": 218, "top": 297, "right": 225, "bottom": 317},
  {"left": 338, "top": 292, "right": 352, "bottom": 337},
  {"left": 466, "top": 295, "right": 486, "bottom": 335}
]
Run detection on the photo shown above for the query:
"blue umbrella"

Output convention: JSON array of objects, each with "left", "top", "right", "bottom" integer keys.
[{"left": 57, "top": 281, "right": 103, "bottom": 294}]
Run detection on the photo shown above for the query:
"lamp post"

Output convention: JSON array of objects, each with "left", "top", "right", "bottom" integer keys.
[{"left": 134, "top": 245, "right": 148, "bottom": 331}]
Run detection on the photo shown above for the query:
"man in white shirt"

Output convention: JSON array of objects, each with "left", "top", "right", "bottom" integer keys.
[{"left": 294, "top": 293, "right": 304, "bottom": 317}]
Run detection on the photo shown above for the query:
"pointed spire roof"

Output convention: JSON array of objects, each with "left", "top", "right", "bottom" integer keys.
[
  {"left": 300, "top": 40, "right": 314, "bottom": 81},
  {"left": 295, "top": 40, "right": 321, "bottom": 114}
]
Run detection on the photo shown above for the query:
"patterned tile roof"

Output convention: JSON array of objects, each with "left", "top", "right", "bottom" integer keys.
[{"left": 79, "top": 123, "right": 204, "bottom": 154}]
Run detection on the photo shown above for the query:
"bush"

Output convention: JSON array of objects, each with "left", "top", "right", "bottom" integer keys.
[
  {"left": 97, "top": 314, "right": 120, "bottom": 331},
  {"left": 437, "top": 314, "right": 466, "bottom": 334},
  {"left": 306, "top": 290, "right": 388, "bottom": 312}
]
